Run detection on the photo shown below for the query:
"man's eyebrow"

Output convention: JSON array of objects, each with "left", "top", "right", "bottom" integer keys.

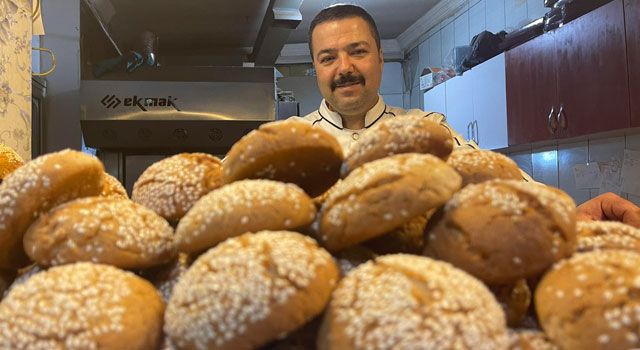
[
  {"left": 316, "top": 48, "right": 337, "bottom": 57},
  {"left": 345, "top": 41, "right": 370, "bottom": 49},
  {"left": 316, "top": 41, "right": 372, "bottom": 57}
]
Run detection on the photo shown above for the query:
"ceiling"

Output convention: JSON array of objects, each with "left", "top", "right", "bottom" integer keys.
[{"left": 287, "top": 0, "right": 441, "bottom": 44}]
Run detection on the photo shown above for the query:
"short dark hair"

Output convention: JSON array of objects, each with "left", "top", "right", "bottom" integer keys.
[{"left": 308, "top": 4, "right": 381, "bottom": 60}]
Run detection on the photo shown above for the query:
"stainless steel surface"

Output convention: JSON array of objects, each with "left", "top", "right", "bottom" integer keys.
[
  {"left": 251, "top": 0, "right": 302, "bottom": 65},
  {"left": 81, "top": 0, "right": 123, "bottom": 56}
]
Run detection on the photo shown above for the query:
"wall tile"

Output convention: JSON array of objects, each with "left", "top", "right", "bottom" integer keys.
[
  {"left": 469, "top": 0, "right": 487, "bottom": 38},
  {"left": 629, "top": 194, "right": 640, "bottom": 206},
  {"left": 532, "top": 145, "right": 559, "bottom": 187},
  {"left": 505, "top": 0, "right": 528, "bottom": 32},
  {"left": 486, "top": 0, "right": 506, "bottom": 33},
  {"left": 626, "top": 132, "right": 640, "bottom": 150},
  {"left": 527, "top": 0, "right": 548, "bottom": 20},
  {"left": 588, "top": 136, "right": 626, "bottom": 163},
  {"left": 429, "top": 32, "right": 443, "bottom": 68},
  {"left": 410, "top": 85, "right": 423, "bottom": 110},
  {"left": 558, "top": 141, "right": 591, "bottom": 205},
  {"left": 403, "top": 92, "right": 411, "bottom": 109},
  {"left": 454, "top": 12, "right": 471, "bottom": 47},
  {"left": 382, "top": 93, "right": 404, "bottom": 108},
  {"left": 414, "top": 40, "right": 430, "bottom": 86},
  {"left": 441, "top": 22, "right": 455, "bottom": 66},
  {"left": 509, "top": 149, "right": 533, "bottom": 178},
  {"left": 380, "top": 62, "right": 404, "bottom": 95}
]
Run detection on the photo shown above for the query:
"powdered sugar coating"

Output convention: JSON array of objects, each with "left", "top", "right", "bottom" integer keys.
[
  {"left": 0, "top": 263, "right": 150, "bottom": 349},
  {"left": 328, "top": 254, "right": 508, "bottom": 350},
  {"left": 165, "top": 231, "right": 336, "bottom": 350}
]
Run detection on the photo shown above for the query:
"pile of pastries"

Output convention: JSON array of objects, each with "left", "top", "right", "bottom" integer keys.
[{"left": 0, "top": 117, "right": 638, "bottom": 350}]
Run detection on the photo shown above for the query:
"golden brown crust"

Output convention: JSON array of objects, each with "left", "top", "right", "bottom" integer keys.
[
  {"left": 0, "top": 144, "right": 24, "bottom": 180},
  {"left": 0, "top": 263, "right": 164, "bottom": 349},
  {"left": 535, "top": 250, "right": 640, "bottom": 350},
  {"left": 176, "top": 179, "right": 316, "bottom": 253},
  {"left": 101, "top": 172, "right": 128, "bottom": 198},
  {"left": 447, "top": 148, "right": 524, "bottom": 186},
  {"left": 165, "top": 231, "right": 339, "bottom": 350},
  {"left": 222, "top": 120, "right": 343, "bottom": 197},
  {"left": 576, "top": 220, "right": 640, "bottom": 253},
  {"left": 363, "top": 210, "right": 433, "bottom": 255},
  {"left": 132, "top": 153, "right": 223, "bottom": 223},
  {"left": 425, "top": 180, "right": 577, "bottom": 285},
  {"left": 318, "top": 153, "right": 461, "bottom": 252},
  {"left": 342, "top": 115, "right": 454, "bottom": 176},
  {"left": 319, "top": 254, "right": 508, "bottom": 350},
  {"left": 23, "top": 196, "right": 177, "bottom": 269},
  {"left": 0, "top": 149, "right": 104, "bottom": 269}
]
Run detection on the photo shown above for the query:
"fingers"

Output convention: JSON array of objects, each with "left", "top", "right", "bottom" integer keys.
[{"left": 586, "top": 192, "right": 640, "bottom": 228}]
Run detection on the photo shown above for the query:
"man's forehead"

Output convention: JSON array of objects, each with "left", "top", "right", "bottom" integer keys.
[{"left": 311, "top": 17, "right": 377, "bottom": 49}]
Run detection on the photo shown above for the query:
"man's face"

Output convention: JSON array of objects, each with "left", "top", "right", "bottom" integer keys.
[{"left": 310, "top": 17, "right": 383, "bottom": 116}]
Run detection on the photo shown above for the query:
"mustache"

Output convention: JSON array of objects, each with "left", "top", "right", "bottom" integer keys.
[{"left": 331, "top": 74, "right": 365, "bottom": 91}]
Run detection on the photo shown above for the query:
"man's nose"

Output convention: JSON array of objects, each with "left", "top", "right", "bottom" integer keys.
[{"left": 336, "top": 53, "right": 355, "bottom": 74}]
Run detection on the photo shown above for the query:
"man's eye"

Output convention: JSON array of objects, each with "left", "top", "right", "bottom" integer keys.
[
  {"left": 320, "top": 56, "right": 335, "bottom": 64},
  {"left": 352, "top": 49, "right": 367, "bottom": 55}
]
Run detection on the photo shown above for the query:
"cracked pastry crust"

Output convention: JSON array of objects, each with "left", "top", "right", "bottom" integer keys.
[
  {"left": 165, "top": 231, "right": 338, "bottom": 350},
  {"left": 319, "top": 254, "right": 508, "bottom": 350},
  {"left": 424, "top": 179, "right": 577, "bottom": 285},
  {"left": 23, "top": 196, "right": 177, "bottom": 269}
]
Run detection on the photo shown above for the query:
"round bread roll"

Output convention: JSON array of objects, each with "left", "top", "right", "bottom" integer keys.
[
  {"left": 535, "top": 250, "right": 640, "bottom": 350},
  {"left": 0, "top": 149, "right": 104, "bottom": 269},
  {"left": 132, "top": 153, "right": 223, "bottom": 223},
  {"left": 0, "top": 144, "right": 23, "bottom": 181},
  {"left": 3, "top": 264, "right": 41, "bottom": 298},
  {"left": 363, "top": 210, "right": 432, "bottom": 255},
  {"left": 508, "top": 330, "right": 558, "bottom": 350},
  {"left": 576, "top": 220, "right": 640, "bottom": 252},
  {"left": 319, "top": 254, "right": 508, "bottom": 350},
  {"left": 176, "top": 179, "right": 316, "bottom": 253},
  {"left": 139, "top": 253, "right": 192, "bottom": 302},
  {"left": 23, "top": 196, "right": 177, "bottom": 269},
  {"left": 223, "top": 120, "right": 343, "bottom": 197},
  {"left": 447, "top": 148, "right": 524, "bottom": 186},
  {"left": 165, "top": 231, "right": 339, "bottom": 350},
  {"left": 101, "top": 172, "right": 128, "bottom": 198},
  {"left": 491, "top": 279, "right": 532, "bottom": 327},
  {"left": 342, "top": 115, "right": 454, "bottom": 176},
  {"left": 318, "top": 153, "right": 461, "bottom": 252},
  {"left": 424, "top": 180, "right": 577, "bottom": 285},
  {"left": 0, "top": 262, "right": 164, "bottom": 349}
]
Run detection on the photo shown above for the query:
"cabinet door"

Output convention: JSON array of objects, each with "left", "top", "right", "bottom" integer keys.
[
  {"left": 626, "top": 0, "right": 640, "bottom": 126},
  {"left": 423, "top": 83, "right": 447, "bottom": 114},
  {"left": 555, "top": 0, "right": 630, "bottom": 138},
  {"left": 471, "top": 53, "right": 509, "bottom": 150},
  {"left": 444, "top": 74, "right": 474, "bottom": 142},
  {"left": 506, "top": 32, "right": 558, "bottom": 145}
]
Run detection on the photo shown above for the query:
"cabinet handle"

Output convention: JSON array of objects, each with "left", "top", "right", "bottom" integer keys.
[
  {"left": 467, "top": 122, "right": 473, "bottom": 141},
  {"left": 473, "top": 120, "right": 479, "bottom": 145},
  {"left": 557, "top": 104, "right": 567, "bottom": 130},
  {"left": 547, "top": 106, "right": 558, "bottom": 134}
]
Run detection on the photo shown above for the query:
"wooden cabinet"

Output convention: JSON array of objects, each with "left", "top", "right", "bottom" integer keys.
[
  {"left": 626, "top": 0, "right": 640, "bottom": 126},
  {"left": 506, "top": 0, "right": 631, "bottom": 145}
]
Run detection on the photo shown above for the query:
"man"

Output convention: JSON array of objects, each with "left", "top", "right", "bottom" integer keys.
[{"left": 294, "top": 3, "right": 640, "bottom": 227}]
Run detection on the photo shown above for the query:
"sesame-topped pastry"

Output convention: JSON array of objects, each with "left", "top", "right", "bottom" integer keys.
[
  {"left": 0, "top": 144, "right": 24, "bottom": 181},
  {"left": 576, "top": 220, "right": 640, "bottom": 253},
  {"left": 507, "top": 329, "right": 558, "bottom": 350},
  {"left": 23, "top": 196, "right": 177, "bottom": 269},
  {"left": 319, "top": 254, "right": 508, "bottom": 350},
  {"left": 424, "top": 180, "right": 577, "bottom": 285},
  {"left": 3, "top": 264, "right": 41, "bottom": 298},
  {"left": 0, "top": 262, "right": 164, "bottom": 349},
  {"left": 223, "top": 120, "right": 343, "bottom": 197},
  {"left": 318, "top": 153, "right": 461, "bottom": 252},
  {"left": 175, "top": 180, "right": 316, "bottom": 253},
  {"left": 101, "top": 172, "right": 128, "bottom": 198},
  {"left": 447, "top": 148, "right": 524, "bottom": 186},
  {"left": 535, "top": 250, "right": 640, "bottom": 350},
  {"left": 165, "top": 231, "right": 339, "bottom": 350},
  {"left": 341, "top": 115, "right": 454, "bottom": 176},
  {"left": 132, "top": 153, "right": 223, "bottom": 223},
  {"left": 363, "top": 210, "right": 432, "bottom": 255},
  {"left": 491, "top": 279, "right": 532, "bottom": 327},
  {"left": 0, "top": 149, "right": 104, "bottom": 269}
]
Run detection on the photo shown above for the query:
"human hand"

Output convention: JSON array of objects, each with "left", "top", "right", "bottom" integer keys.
[{"left": 576, "top": 192, "right": 640, "bottom": 228}]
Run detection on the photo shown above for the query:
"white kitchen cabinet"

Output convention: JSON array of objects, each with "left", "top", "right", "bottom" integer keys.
[
  {"left": 445, "top": 72, "right": 474, "bottom": 142},
  {"left": 423, "top": 82, "right": 447, "bottom": 115},
  {"left": 470, "top": 53, "right": 509, "bottom": 150}
]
